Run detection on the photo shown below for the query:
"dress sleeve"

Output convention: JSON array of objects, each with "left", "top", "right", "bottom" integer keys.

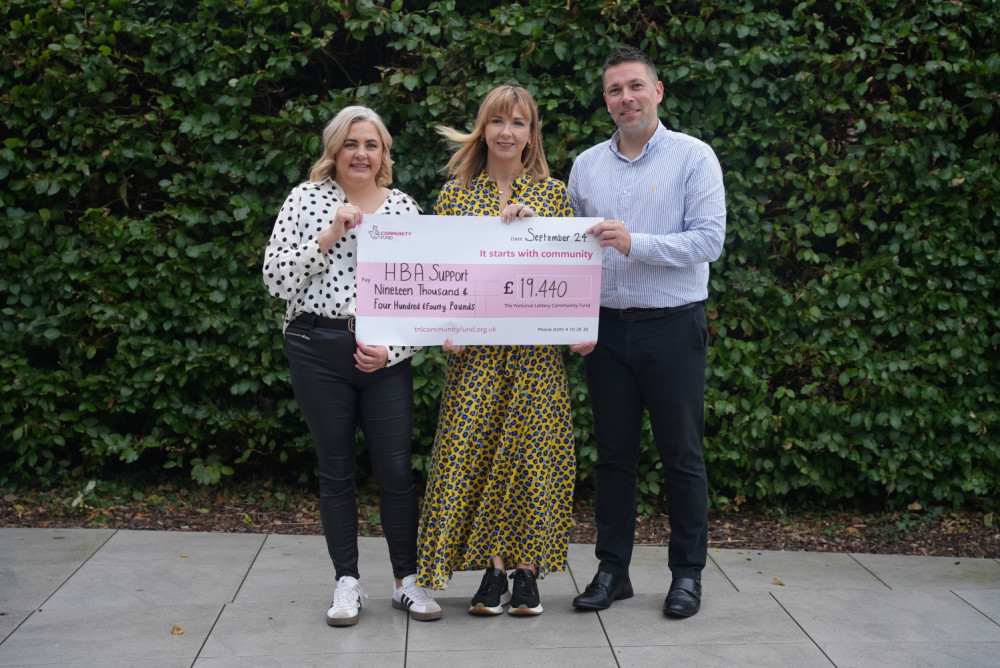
[
  {"left": 432, "top": 182, "right": 458, "bottom": 216},
  {"left": 550, "top": 179, "right": 573, "bottom": 217}
]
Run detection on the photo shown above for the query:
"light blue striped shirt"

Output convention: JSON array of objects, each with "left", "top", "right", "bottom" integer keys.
[{"left": 568, "top": 122, "right": 726, "bottom": 309}]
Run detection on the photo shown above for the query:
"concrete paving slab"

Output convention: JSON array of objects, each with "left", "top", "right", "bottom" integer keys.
[
  {"left": 240, "top": 534, "right": 392, "bottom": 600},
  {"left": 33, "top": 662, "right": 191, "bottom": 668},
  {"left": 614, "top": 642, "right": 835, "bottom": 667},
  {"left": 42, "top": 560, "right": 251, "bottom": 610},
  {"left": 0, "top": 528, "right": 114, "bottom": 564},
  {"left": 0, "top": 611, "right": 29, "bottom": 643},
  {"left": 953, "top": 587, "right": 1000, "bottom": 624},
  {"left": 198, "top": 597, "right": 407, "bottom": 661},
  {"left": 533, "top": 567, "right": 580, "bottom": 596},
  {"left": 24, "top": 531, "right": 247, "bottom": 609},
  {"left": 3, "top": 529, "right": 997, "bottom": 666},
  {"left": 240, "top": 533, "right": 332, "bottom": 568},
  {"left": 407, "top": 647, "right": 619, "bottom": 667},
  {"left": 236, "top": 534, "right": 341, "bottom": 603},
  {"left": 354, "top": 535, "right": 397, "bottom": 581},
  {"left": 32, "top": 529, "right": 266, "bottom": 610},
  {"left": 710, "top": 549, "right": 887, "bottom": 591},
  {"left": 3, "top": 662, "right": 191, "bottom": 668},
  {"left": 596, "top": 592, "right": 808, "bottom": 647},
  {"left": 821, "top": 641, "right": 1000, "bottom": 668},
  {"left": 81, "top": 529, "right": 265, "bottom": 566},
  {"left": 241, "top": 534, "right": 517, "bottom": 602},
  {"left": 194, "top": 652, "right": 408, "bottom": 668},
  {"left": 774, "top": 589, "right": 1000, "bottom": 645},
  {"left": 623, "top": 542, "right": 678, "bottom": 591},
  {"left": 632, "top": 544, "right": 729, "bottom": 593},
  {"left": 850, "top": 552, "right": 1000, "bottom": 589},
  {"left": 565, "top": 541, "right": 598, "bottom": 589},
  {"left": 196, "top": 654, "right": 405, "bottom": 667},
  {"left": 0, "top": 603, "right": 221, "bottom": 667},
  {"left": 0, "top": 528, "right": 113, "bottom": 610}
]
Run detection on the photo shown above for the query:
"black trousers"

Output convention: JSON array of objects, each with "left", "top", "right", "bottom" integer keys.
[
  {"left": 284, "top": 318, "right": 417, "bottom": 581},
  {"left": 583, "top": 305, "right": 709, "bottom": 581}
]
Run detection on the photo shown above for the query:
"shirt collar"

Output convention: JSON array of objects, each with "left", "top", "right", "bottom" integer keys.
[
  {"left": 314, "top": 176, "right": 342, "bottom": 191},
  {"left": 472, "top": 169, "right": 531, "bottom": 191},
  {"left": 609, "top": 121, "right": 666, "bottom": 162}
]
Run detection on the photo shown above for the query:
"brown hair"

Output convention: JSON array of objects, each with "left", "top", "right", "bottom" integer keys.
[{"left": 436, "top": 84, "right": 550, "bottom": 189}]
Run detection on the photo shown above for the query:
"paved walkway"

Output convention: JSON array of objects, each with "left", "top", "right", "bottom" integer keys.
[{"left": 1, "top": 528, "right": 998, "bottom": 667}]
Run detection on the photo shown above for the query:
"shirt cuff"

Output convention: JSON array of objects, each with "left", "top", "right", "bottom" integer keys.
[
  {"left": 384, "top": 345, "right": 421, "bottom": 367},
  {"left": 628, "top": 232, "right": 651, "bottom": 260}
]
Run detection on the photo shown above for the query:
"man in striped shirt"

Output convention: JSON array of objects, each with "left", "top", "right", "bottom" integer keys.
[{"left": 567, "top": 45, "right": 727, "bottom": 619}]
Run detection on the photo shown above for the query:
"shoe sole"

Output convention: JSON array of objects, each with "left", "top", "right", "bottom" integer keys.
[
  {"left": 508, "top": 603, "right": 543, "bottom": 616},
  {"left": 326, "top": 615, "right": 359, "bottom": 627},
  {"left": 469, "top": 604, "right": 504, "bottom": 615},
  {"left": 663, "top": 605, "right": 699, "bottom": 619},
  {"left": 392, "top": 599, "right": 443, "bottom": 621},
  {"left": 468, "top": 591, "right": 511, "bottom": 615}
]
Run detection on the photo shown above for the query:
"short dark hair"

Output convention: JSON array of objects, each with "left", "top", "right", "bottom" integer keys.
[{"left": 602, "top": 46, "right": 658, "bottom": 83}]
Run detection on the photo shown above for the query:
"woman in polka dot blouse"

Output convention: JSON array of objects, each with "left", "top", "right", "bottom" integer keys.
[
  {"left": 262, "top": 106, "right": 440, "bottom": 627},
  {"left": 415, "top": 84, "right": 577, "bottom": 617}
]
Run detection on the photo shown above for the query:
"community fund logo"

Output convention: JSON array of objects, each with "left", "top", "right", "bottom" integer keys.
[{"left": 368, "top": 226, "right": 412, "bottom": 241}]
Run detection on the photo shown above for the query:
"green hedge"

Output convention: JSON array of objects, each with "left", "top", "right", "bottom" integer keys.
[{"left": 1, "top": 0, "right": 997, "bottom": 510}]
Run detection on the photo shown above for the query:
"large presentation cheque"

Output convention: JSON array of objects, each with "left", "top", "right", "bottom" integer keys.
[{"left": 356, "top": 215, "right": 603, "bottom": 345}]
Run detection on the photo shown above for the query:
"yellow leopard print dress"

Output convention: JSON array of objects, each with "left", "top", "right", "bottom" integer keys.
[{"left": 417, "top": 171, "right": 576, "bottom": 589}]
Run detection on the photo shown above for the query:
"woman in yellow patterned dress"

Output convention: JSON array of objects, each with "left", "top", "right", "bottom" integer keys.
[{"left": 416, "top": 84, "right": 577, "bottom": 616}]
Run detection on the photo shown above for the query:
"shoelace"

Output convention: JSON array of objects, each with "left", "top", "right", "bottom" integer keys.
[
  {"left": 511, "top": 571, "right": 531, "bottom": 595},
  {"left": 474, "top": 570, "right": 504, "bottom": 601},
  {"left": 487, "top": 571, "right": 505, "bottom": 594},
  {"left": 332, "top": 579, "right": 367, "bottom": 609}
]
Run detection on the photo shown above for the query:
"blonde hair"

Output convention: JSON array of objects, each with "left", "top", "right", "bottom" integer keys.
[
  {"left": 436, "top": 84, "right": 550, "bottom": 190},
  {"left": 308, "top": 106, "right": 394, "bottom": 186}
]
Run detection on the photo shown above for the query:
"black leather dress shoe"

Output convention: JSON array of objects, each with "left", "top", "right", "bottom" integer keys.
[
  {"left": 572, "top": 571, "right": 634, "bottom": 611},
  {"left": 663, "top": 577, "right": 701, "bottom": 618}
]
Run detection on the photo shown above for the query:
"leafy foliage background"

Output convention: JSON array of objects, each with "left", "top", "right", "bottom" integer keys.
[{"left": 2, "top": 0, "right": 997, "bottom": 510}]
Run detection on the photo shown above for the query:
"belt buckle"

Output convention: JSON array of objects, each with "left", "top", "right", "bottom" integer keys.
[{"left": 348, "top": 316, "right": 356, "bottom": 333}]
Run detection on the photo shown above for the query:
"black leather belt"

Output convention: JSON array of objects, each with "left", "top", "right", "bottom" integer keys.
[
  {"left": 599, "top": 302, "right": 701, "bottom": 322},
  {"left": 294, "top": 312, "right": 355, "bottom": 333}
]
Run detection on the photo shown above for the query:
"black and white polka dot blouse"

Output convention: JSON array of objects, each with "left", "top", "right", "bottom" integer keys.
[{"left": 262, "top": 177, "right": 421, "bottom": 367}]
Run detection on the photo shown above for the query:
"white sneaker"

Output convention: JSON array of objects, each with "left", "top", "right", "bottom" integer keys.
[
  {"left": 392, "top": 574, "right": 443, "bottom": 621},
  {"left": 326, "top": 576, "right": 367, "bottom": 627}
]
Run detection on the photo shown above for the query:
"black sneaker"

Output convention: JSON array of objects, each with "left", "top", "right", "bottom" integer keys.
[
  {"left": 469, "top": 567, "right": 510, "bottom": 615},
  {"left": 508, "top": 568, "right": 543, "bottom": 616}
]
